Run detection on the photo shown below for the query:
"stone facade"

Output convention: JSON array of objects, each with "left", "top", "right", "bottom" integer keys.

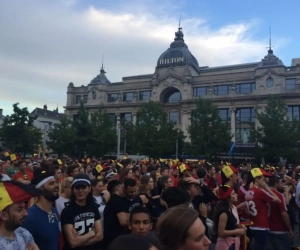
[{"left": 65, "top": 28, "right": 300, "bottom": 159}]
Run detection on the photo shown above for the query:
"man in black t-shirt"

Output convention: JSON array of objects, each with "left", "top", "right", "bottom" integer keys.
[
  {"left": 103, "top": 180, "right": 127, "bottom": 249},
  {"left": 122, "top": 178, "right": 143, "bottom": 214}
]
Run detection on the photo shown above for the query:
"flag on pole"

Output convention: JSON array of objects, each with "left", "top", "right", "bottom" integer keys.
[{"left": 229, "top": 141, "right": 235, "bottom": 156}]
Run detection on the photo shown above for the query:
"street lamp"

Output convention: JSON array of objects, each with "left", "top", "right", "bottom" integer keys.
[
  {"left": 39, "top": 121, "right": 53, "bottom": 159},
  {"left": 116, "top": 116, "right": 121, "bottom": 159}
]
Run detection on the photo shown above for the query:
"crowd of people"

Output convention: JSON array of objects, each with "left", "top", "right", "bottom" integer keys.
[{"left": 0, "top": 152, "right": 299, "bottom": 250}]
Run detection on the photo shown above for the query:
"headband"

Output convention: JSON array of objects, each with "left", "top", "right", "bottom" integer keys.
[
  {"left": 72, "top": 179, "right": 91, "bottom": 186},
  {"left": 36, "top": 176, "right": 55, "bottom": 188}
]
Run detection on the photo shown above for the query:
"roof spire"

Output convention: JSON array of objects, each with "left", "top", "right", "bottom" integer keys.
[
  {"left": 100, "top": 54, "right": 106, "bottom": 73},
  {"left": 267, "top": 27, "right": 274, "bottom": 54},
  {"left": 178, "top": 13, "right": 182, "bottom": 31}
]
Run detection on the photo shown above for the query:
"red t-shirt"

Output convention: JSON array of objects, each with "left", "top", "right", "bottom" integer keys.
[
  {"left": 13, "top": 170, "right": 33, "bottom": 181},
  {"left": 170, "top": 175, "right": 179, "bottom": 187},
  {"left": 269, "top": 189, "right": 288, "bottom": 232},
  {"left": 204, "top": 175, "right": 217, "bottom": 191},
  {"left": 238, "top": 185, "right": 250, "bottom": 221},
  {"left": 245, "top": 187, "right": 274, "bottom": 229},
  {"left": 215, "top": 173, "right": 222, "bottom": 186}
]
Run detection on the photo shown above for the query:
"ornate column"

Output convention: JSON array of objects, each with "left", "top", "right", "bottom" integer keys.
[
  {"left": 181, "top": 110, "right": 191, "bottom": 141},
  {"left": 116, "top": 113, "right": 120, "bottom": 133},
  {"left": 255, "top": 107, "right": 262, "bottom": 130},
  {"left": 230, "top": 108, "right": 236, "bottom": 142},
  {"left": 132, "top": 112, "right": 137, "bottom": 125}
]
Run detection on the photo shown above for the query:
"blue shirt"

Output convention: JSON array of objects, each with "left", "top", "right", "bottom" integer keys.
[{"left": 22, "top": 204, "right": 60, "bottom": 250}]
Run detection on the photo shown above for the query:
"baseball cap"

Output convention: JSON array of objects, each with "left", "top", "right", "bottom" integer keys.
[
  {"left": 250, "top": 168, "right": 273, "bottom": 178},
  {"left": 105, "top": 172, "right": 118, "bottom": 179},
  {"left": 72, "top": 173, "right": 91, "bottom": 188},
  {"left": 179, "top": 163, "right": 191, "bottom": 173},
  {"left": 221, "top": 166, "right": 238, "bottom": 178},
  {"left": 0, "top": 179, "right": 43, "bottom": 211}
]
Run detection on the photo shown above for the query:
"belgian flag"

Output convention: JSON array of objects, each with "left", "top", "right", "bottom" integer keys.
[{"left": 0, "top": 178, "right": 43, "bottom": 211}]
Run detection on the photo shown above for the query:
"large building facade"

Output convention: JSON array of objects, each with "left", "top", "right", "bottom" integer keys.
[{"left": 65, "top": 27, "right": 300, "bottom": 159}]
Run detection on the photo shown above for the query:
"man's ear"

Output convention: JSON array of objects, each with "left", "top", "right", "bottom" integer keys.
[
  {"left": 128, "top": 223, "right": 132, "bottom": 230},
  {"left": 150, "top": 223, "right": 153, "bottom": 231},
  {"left": 0, "top": 211, "right": 9, "bottom": 221}
]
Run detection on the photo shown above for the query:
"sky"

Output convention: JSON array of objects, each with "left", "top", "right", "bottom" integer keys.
[{"left": 1, "top": 0, "right": 299, "bottom": 116}]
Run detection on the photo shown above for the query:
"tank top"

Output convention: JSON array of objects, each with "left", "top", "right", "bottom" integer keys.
[{"left": 93, "top": 195, "right": 106, "bottom": 229}]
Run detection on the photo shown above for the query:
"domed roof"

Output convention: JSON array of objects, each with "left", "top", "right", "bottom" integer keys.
[
  {"left": 157, "top": 27, "right": 200, "bottom": 73},
  {"left": 257, "top": 49, "right": 284, "bottom": 68},
  {"left": 89, "top": 65, "right": 111, "bottom": 85}
]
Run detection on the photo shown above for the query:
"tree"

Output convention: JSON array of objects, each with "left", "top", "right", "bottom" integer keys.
[
  {"left": 187, "top": 98, "right": 232, "bottom": 159},
  {"left": 0, "top": 103, "right": 42, "bottom": 155},
  {"left": 134, "top": 101, "right": 185, "bottom": 158},
  {"left": 250, "top": 96, "right": 300, "bottom": 162},
  {"left": 88, "top": 109, "right": 117, "bottom": 157},
  {"left": 71, "top": 102, "right": 93, "bottom": 158},
  {"left": 48, "top": 116, "right": 75, "bottom": 156}
]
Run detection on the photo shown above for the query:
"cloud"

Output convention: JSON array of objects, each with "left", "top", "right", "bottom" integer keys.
[{"left": 0, "top": 0, "right": 287, "bottom": 116}]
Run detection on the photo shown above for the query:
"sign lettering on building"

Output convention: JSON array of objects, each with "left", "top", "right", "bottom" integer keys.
[{"left": 159, "top": 57, "right": 184, "bottom": 65}]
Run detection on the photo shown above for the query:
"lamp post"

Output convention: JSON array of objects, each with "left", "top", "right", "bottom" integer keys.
[
  {"left": 39, "top": 121, "right": 53, "bottom": 159},
  {"left": 116, "top": 116, "right": 121, "bottom": 159}
]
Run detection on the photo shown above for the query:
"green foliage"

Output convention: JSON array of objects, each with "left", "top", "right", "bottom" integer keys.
[
  {"left": 187, "top": 98, "right": 232, "bottom": 159},
  {"left": 250, "top": 96, "right": 300, "bottom": 162},
  {"left": 133, "top": 101, "right": 185, "bottom": 158},
  {"left": 48, "top": 102, "right": 117, "bottom": 157},
  {"left": 0, "top": 103, "right": 42, "bottom": 155},
  {"left": 88, "top": 109, "right": 117, "bottom": 157},
  {"left": 48, "top": 116, "right": 74, "bottom": 156}
]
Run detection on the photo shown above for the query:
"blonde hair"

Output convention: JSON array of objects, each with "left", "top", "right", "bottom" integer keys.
[{"left": 61, "top": 177, "right": 73, "bottom": 193}]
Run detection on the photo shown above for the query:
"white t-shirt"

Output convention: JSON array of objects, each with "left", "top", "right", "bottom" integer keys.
[
  {"left": 0, "top": 227, "right": 34, "bottom": 250},
  {"left": 93, "top": 195, "right": 106, "bottom": 229},
  {"left": 55, "top": 196, "right": 70, "bottom": 216}
]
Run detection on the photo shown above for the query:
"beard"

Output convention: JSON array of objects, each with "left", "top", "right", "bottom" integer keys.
[
  {"left": 43, "top": 187, "right": 59, "bottom": 202},
  {"left": 4, "top": 216, "right": 23, "bottom": 231}
]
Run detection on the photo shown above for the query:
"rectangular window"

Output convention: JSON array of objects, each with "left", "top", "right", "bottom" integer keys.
[
  {"left": 235, "top": 108, "right": 255, "bottom": 144},
  {"left": 286, "top": 79, "right": 297, "bottom": 90},
  {"left": 169, "top": 112, "right": 180, "bottom": 124},
  {"left": 109, "top": 113, "right": 116, "bottom": 126},
  {"left": 123, "top": 92, "right": 134, "bottom": 101},
  {"left": 236, "top": 128, "right": 251, "bottom": 144},
  {"left": 107, "top": 93, "right": 118, "bottom": 102},
  {"left": 287, "top": 106, "right": 300, "bottom": 121},
  {"left": 218, "top": 109, "right": 231, "bottom": 123},
  {"left": 236, "top": 83, "right": 256, "bottom": 94},
  {"left": 121, "top": 113, "right": 132, "bottom": 123},
  {"left": 139, "top": 91, "right": 151, "bottom": 100},
  {"left": 83, "top": 95, "right": 88, "bottom": 103},
  {"left": 213, "top": 85, "right": 230, "bottom": 95},
  {"left": 75, "top": 95, "right": 81, "bottom": 104},
  {"left": 193, "top": 87, "right": 208, "bottom": 96}
]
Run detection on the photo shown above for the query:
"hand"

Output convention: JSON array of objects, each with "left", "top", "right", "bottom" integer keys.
[
  {"left": 283, "top": 186, "right": 290, "bottom": 193},
  {"left": 257, "top": 179, "right": 267, "bottom": 189},
  {"left": 72, "top": 227, "right": 78, "bottom": 237},
  {"left": 199, "top": 203, "right": 207, "bottom": 218},
  {"left": 184, "top": 177, "right": 199, "bottom": 185},
  {"left": 27, "top": 243, "right": 39, "bottom": 250},
  {"left": 289, "top": 230, "right": 294, "bottom": 239},
  {"left": 235, "top": 228, "right": 246, "bottom": 235},
  {"left": 239, "top": 224, "right": 247, "bottom": 230}
]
